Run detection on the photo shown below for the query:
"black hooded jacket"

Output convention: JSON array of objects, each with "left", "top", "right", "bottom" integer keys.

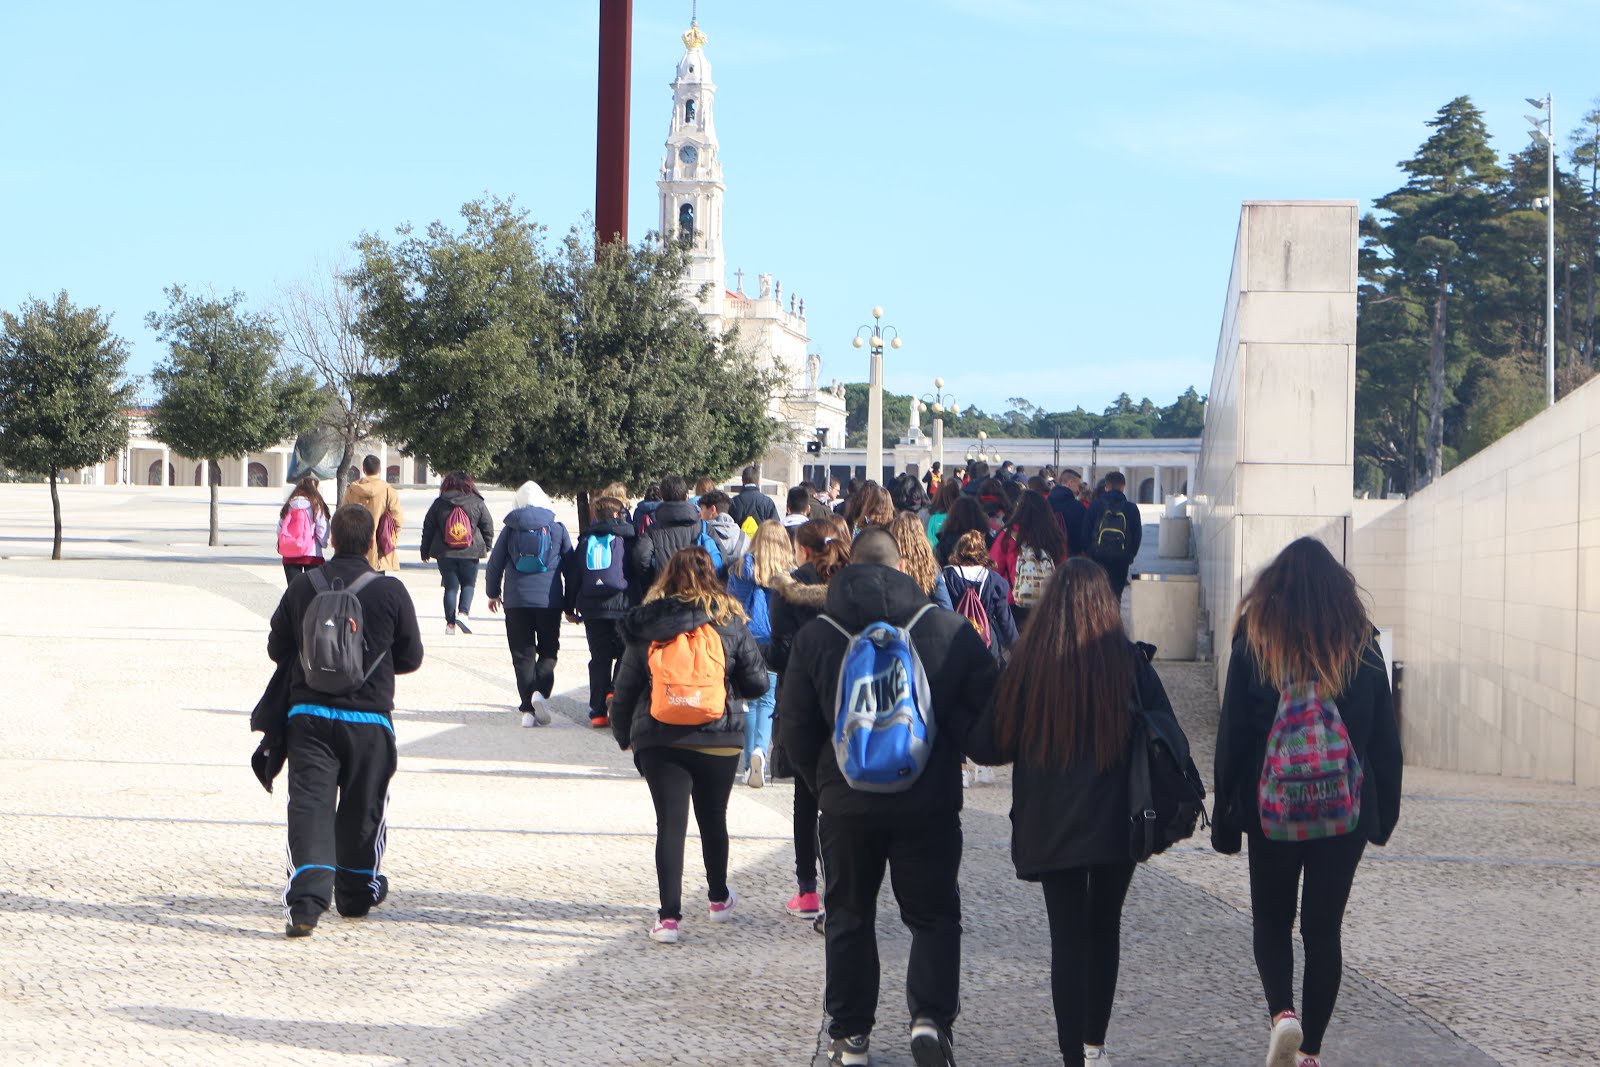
[
  {"left": 419, "top": 490, "right": 495, "bottom": 560},
  {"left": 638, "top": 500, "right": 701, "bottom": 583},
  {"left": 609, "top": 596, "right": 770, "bottom": 753},
  {"left": 778, "top": 564, "right": 997, "bottom": 819},
  {"left": 562, "top": 516, "right": 646, "bottom": 620}
]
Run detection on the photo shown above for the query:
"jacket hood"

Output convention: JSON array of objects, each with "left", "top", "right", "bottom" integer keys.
[
  {"left": 287, "top": 496, "right": 315, "bottom": 512},
  {"left": 775, "top": 571, "right": 830, "bottom": 609},
  {"left": 653, "top": 500, "right": 700, "bottom": 526},
  {"left": 823, "top": 564, "right": 932, "bottom": 629},
  {"left": 504, "top": 505, "right": 556, "bottom": 530},
  {"left": 1101, "top": 490, "right": 1128, "bottom": 504},
  {"left": 584, "top": 517, "right": 636, "bottom": 539},
  {"left": 513, "top": 481, "right": 553, "bottom": 510},
  {"left": 635, "top": 500, "right": 664, "bottom": 514},
  {"left": 439, "top": 490, "right": 479, "bottom": 507},
  {"left": 620, "top": 597, "right": 715, "bottom": 644}
]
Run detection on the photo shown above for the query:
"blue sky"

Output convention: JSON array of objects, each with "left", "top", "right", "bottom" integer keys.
[{"left": 3, "top": 0, "right": 1597, "bottom": 415}]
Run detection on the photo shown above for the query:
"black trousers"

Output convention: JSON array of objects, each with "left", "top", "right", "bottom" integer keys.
[
  {"left": 819, "top": 811, "right": 963, "bottom": 1039},
  {"left": 283, "top": 713, "right": 397, "bottom": 922},
  {"left": 1098, "top": 559, "right": 1132, "bottom": 601},
  {"left": 283, "top": 561, "right": 321, "bottom": 585},
  {"left": 636, "top": 746, "right": 737, "bottom": 921},
  {"left": 794, "top": 772, "right": 820, "bottom": 889},
  {"left": 1039, "top": 862, "right": 1137, "bottom": 1064},
  {"left": 1247, "top": 829, "right": 1367, "bottom": 1055},
  {"left": 583, "top": 617, "right": 626, "bottom": 714},
  {"left": 503, "top": 606, "right": 562, "bottom": 708}
]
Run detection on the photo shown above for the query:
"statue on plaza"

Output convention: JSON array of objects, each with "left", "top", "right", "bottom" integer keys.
[
  {"left": 758, "top": 273, "right": 772, "bottom": 299},
  {"left": 807, "top": 352, "right": 821, "bottom": 392},
  {"left": 287, "top": 423, "right": 342, "bottom": 482}
]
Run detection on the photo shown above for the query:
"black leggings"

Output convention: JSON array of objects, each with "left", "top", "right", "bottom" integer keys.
[
  {"left": 1039, "top": 862, "right": 1136, "bottom": 1064},
  {"left": 635, "top": 746, "right": 737, "bottom": 921},
  {"left": 793, "top": 772, "right": 819, "bottom": 889},
  {"left": 503, "top": 606, "right": 561, "bottom": 708},
  {"left": 1247, "top": 830, "right": 1367, "bottom": 1055}
]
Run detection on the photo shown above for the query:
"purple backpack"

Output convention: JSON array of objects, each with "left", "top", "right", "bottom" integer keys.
[{"left": 1258, "top": 683, "right": 1363, "bottom": 841}]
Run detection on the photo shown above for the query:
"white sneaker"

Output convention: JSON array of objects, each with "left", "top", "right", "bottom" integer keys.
[
  {"left": 520, "top": 712, "right": 536, "bottom": 728},
  {"left": 530, "top": 693, "right": 552, "bottom": 726},
  {"left": 708, "top": 887, "right": 737, "bottom": 923},
  {"left": 1084, "top": 1046, "right": 1108, "bottom": 1061},
  {"left": 1267, "top": 1013, "right": 1304, "bottom": 1067},
  {"left": 649, "top": 918, "right": 679, "bottom": 944},
  {"left": 455, "top": 614, "right": 473, "bottom": 635},
  {"left": 747, "top": 750, "right": 766, "bottom": 789},
  {"left": 445, "top": 623, "right": 456, "bottom": 635}
]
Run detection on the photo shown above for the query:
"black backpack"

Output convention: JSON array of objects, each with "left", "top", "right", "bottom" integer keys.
[
  {"left": 1127, "top": 664, "right": 1207, "bottom": 861},
  {"left": 1092, "top": 501, "right": 1136, "bottom": 564},
  {"left": 298, "top": 569, "right": 387, "bottom": 695}
]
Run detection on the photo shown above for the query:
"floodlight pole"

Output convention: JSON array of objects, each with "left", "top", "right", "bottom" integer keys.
[{"left": 1546, "top": 93, "right": 1556, "bottom": 407}]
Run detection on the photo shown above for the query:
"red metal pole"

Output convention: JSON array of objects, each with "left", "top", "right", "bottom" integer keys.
[{"left": 595, "top": 0, "right": 632, "bottom": 247}]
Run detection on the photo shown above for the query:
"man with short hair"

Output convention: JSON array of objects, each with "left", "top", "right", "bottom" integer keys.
[
  {"left": 1049, "top": 468, "right": 1090, "bottom": 556},
  {"left": 728, "top": 465, "right": 778, "bottom": 531},
  {"left": 805, "top": 480, "right": 835, "bottom": 522},
  {"left": 638, "top": 475, "right": 700, "bottom": 586},
  {"left": 780, "top": 528, "right": 997, "bottom": 1067},
  {"left": 267, "top": 504, "right": 423, "bottom": 938},
  {"left": 1085, "top": 470, "right": 1142, "bottom": 600},
  {"left": 785, "top": 486, "right": 813, "bottom": 529},
  {"left": 342, "top": 455, "right": 403, "bottom": 571},
  {"left": 698, "top": 489, "right": 752, "bottom": 565}
]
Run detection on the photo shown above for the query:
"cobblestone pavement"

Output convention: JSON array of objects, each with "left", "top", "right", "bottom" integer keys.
[{"left": 0, "top": 486, "right": 1593, "bottom": 1065}]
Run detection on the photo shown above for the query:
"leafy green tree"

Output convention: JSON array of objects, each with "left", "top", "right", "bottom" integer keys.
[
  {"left": 1460, "top": 355, "right": 1545, "bottom": 459},
  {"left": 1155, "top": 387, "right": 1206, "bottom": 437},
  {"left": 147, "top": 285, "right": 322, "bottom": 546},
  {"left": 0, "top": 293, "right": 134, "bottom": 559},
  {"left": 352, "top": 197, "right": 781, "bottom": 504},
  {"left": 843, "top": 383, "right": 911, "bottom": 448}
]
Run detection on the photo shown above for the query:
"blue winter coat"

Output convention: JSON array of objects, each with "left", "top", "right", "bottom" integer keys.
[{"left": 486, "top": 506, "right": 573, "bottom": 609}]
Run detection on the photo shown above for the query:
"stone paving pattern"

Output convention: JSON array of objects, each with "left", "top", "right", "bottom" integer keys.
[{"left": 1, "top": 485, "right": 1595, "bottom": 1065}]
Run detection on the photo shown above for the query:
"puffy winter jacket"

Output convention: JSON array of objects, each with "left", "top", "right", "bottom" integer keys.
[
  {"left": 639, "top": 500, "right": 701, "bottom": 583},
  {"left": 485, "top": 505, "right": 572, "bottom": 609},
  {"left": 767, "top": 563, "right": 829, "bottom": 673},
  {"left": 562, "top": 517, "right": 647, "bottom": 620},
  {"left": 419, "top": 491, "right": 495, "bottom": 560}
]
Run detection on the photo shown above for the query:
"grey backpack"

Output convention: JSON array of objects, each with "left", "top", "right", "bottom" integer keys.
[{"left": 299, "top": 569, "right": 386, "bottom": 695}]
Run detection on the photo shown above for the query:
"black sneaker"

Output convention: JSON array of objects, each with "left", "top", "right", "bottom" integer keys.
[
  {"left": 829, "top": 1033, "right": 870, "bottom": 1066},
  {"left": 910, "top": 1018, "right": 955, "bottom": 1067},
  {"left": 284, "top": 920, "right": 315, "bottom": 938},
  {"left": 337, "top": 874, "right": 389, "bottom": 918}
]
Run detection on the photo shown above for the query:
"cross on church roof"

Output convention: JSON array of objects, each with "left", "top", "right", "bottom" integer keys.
[{"left": 734, "top": 268, "right": 744, "bottom": 293}]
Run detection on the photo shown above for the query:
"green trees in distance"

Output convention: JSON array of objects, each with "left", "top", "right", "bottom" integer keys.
[
  {"left": 1359, "top": 94, "right": 1600, "bottom": 495},
  {"left": 351, "top": 196, "right": 780, "bottom": 500},
  {"left": 147, "top": 285, "right": 322, "bottom": 546},
  {"left": 0, "top": 293, "right": 134, "bottom": 559},
  {"left": 842, "top": 385, "right": 1206, "bottom": 448}
]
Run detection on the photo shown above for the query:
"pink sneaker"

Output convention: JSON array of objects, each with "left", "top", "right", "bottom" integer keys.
[
  {"left": 1296, "top": 1056, "right": 1322, "bottom": 1067},
  {"left": 649, "top": 918, "right": 679, "bottom": 944},
  {"left": 785, "top": 890, "right": 822, "bottom": 918},
  {"left": 708, "top": 887, "right": 737, "bottom": 923}
]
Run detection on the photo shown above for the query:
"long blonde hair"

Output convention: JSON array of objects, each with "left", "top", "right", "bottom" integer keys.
[
  {"left": 888, "top": 511, "right": 938, "bottom": 594},
  {"left": 750, "top": 519, "right": 795, "bottom": 587},
  {"left": 645, "top": 547, "right": 745, "bottom": 625}
]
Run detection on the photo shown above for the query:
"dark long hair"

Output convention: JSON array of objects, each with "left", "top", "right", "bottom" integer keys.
[
  {"left": 937, "top": 495, "right": 989, "bottom": 561},
  {"left": 795, "top": 518, "right": 851, "bottom": 580},
  {"left": 993, "top": 558, "right": 1133, "bottom": 772},
  {"left": 440, "top": 470, "right": 481, "bottom": 498},
  {"left": 930, "top": 477, "right": 962, "bottom": 516},
  {"left": 890, "top": 473, "right": 926, "bottom": 513},
  {"left": 1237, "top": 536, "right": 1371, "bottom": 696},
  {"left": 1004, "top": 490, "right": 1066, "bottom": 562},
  {"left": 847, "top": 482, "right": 895, "bottom": 531},
  {"left": 280, "top": 475, "right": 328, "bottom": 519}
]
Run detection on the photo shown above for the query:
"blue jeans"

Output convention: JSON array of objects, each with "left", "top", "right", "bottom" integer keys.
[
  {"left": 742, "top": 670, "right": 777, "bottom": 771},
  {"left": 437, "top": 557, "right": 479, "bottom": 624}
]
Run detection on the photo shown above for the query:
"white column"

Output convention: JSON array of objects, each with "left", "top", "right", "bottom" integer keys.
[
  {"left": 932, "top": 416, "right": 944, "bottom": 475},
  {"left": 161, "top": 446, "right": 171, "bottom": 485},
  {"left": 239, "top": 456, "right": 250, "bottom": 488},
  {"left": 866, "top": 348, "right": 883, "bottom": 482},
  {"left": 1185, "top": 462, "right": 1195, "bottom": 497},
  {"left": 1154, "top": 464, "right": 1165, "bottom": 505}
]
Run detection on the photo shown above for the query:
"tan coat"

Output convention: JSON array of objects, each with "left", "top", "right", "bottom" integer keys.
[{"left": 343, "top": 475, "right": 403, "bottom": 571}]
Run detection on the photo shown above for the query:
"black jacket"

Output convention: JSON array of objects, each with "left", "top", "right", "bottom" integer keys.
[
  {"left": 266, "top": 554, "right": 425, "bottom": 716},
  {"left": 766, "top": 563, "right": 830, "bottom": 673},
  {"left": 638, "top": 500, "right": 701, "bottom": 583},
  {"left": 610, "top": 597, "right": 769, "bottom": 753},
  {"left": 1084, "top": 490, "right": 1142, "bottom": 561},
  {"left": 967, "top": 646, "right": 1182, "bottom": 878},
  {"left": 778, "top": 564, "right": 997, "bottom": 820},
  {"left": 1047, "top": 485, "right": 1089, "bottom": 555},
  {"left": 419, "top": 491, "right": 495, "bottom": 561},
  {"left": 1212, "top": 633, "right": 1403, "bottom": 850},
  {"left": 562, "top": 517, "right": 647, "bottom": 620},
  {"left": 728, "top": 484, "right": 778, "bottom": 528}
]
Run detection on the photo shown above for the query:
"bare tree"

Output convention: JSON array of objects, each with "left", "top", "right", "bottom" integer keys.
[{"left": 278, "top": 260, "right": 377, "bottom": 504}]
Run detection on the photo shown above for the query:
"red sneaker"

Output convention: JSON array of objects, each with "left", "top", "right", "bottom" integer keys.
[
  {"left": 590, "top": 714, "right": 610, "bottom": 728},
  {"left": 785, "top": 890, "right": 822, "bottom": 918}
]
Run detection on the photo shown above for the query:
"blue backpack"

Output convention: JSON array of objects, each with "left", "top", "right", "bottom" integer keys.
[
  {"left": 512, "top": 527, "right": 550, "bottom": 574},
  {"left": 581, "top": 532, "right": 628, "bottom": 599},
  {"left": 727, "top": 555, "right": 772, "bottom": 643},
  {"left": 695, "top": 520, "right": 726, "bottom": 577},
  {"left": 820, "top": 604, "right": 937, "bottom": 793}
]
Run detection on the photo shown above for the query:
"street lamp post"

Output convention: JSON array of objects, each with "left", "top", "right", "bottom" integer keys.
[
  {"left": 918, "top": 377, "right": 956, "bottom": 479},
  {"left": 966, "top": 430, "right": 990, "bottom": 474},
  {"left": 1528, "top": 93, "right": 1556, "bottom": 406},
  {"left": 853, "top": 307, "right": 902, "bottom": 483}
]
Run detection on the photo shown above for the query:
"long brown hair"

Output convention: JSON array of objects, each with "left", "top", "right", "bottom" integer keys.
[
  {"left": 795, "top": 518, "right": 851, "bottom": 580},
  {"left": 993, "top": 558, "right": 1133, "bottom": 772},
  {"left": 1237, "top": 536, "right": 1371, "bottom": 695},
  {"left": 930, "top": 477, "right": 962, "bottom": 516},
  {"left": 849, "top": 482, "right": 895, "bottom": 531},
  {"left": 887, "top": 511, "right": 938, "bottom": 593},
  {"left": 280, "top": 475, "right": 328, "bottom": 519},
  {"left": 950, "top": 529, "right": 992, "bottom": 567},
  {"left": 1004, "top": 490, "right": 1066, "bottom": 562},
  {"left": 645, "top": 547, "right": 745, "bottom": 625}
]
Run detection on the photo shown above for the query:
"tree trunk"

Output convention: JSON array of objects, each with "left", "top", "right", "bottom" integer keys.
[
  {"left": 335, "top": 438, "right": 356, "bottom": 506},
  {"left": 1425, "top": 271, "right": 1449, "bottom": 485},
  {"left": 49, "top": 468, "right": 62, "bottom": 561},
  {"left": 576, "top": 490, "right": 592, "bottom": 535},
  {"left": 1406, "top": 384, "right": 1419, "bottom": 496},
  {"left": 209, "top": 469, "right": 220, "bottom": 547}
]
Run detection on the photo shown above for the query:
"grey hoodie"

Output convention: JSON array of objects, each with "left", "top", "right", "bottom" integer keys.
[{"left": 702, "top": 512, "right": 751, "bottom": 568}]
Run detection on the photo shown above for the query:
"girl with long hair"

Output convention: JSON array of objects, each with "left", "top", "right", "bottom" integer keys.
[
  {"left": 887, "top": 511, "right": 953, "bottom": 610},
  {"left": 925, "top": 477, "right": 963, "bottom": 546},
  {"left": 420, "top": 471, "right": 495, "bottom": 635},
  {"left": 967, "top": 559, "right": 1189, "bottom": 1065},
  {"left": 726, "top": 519, "right": 795, "bottom": 786},
  {"left": 277, "top": 475, "right": 331, "bottom": 585},
  {"left": 846, "top": 481, "right": 895, "bottom": 533},
  {"left": 934, "top": 494, "right": 992, "bottom": 566},
  {"left": 1212, "top": 537, "right": 1402, "bottom": 1067},
  {"left": 610, "top": 547, "right": 770, "bottom": 944},
  {"left": 766, "top": 518, "right": 851, "bottom": 923},
  {"left": 990, "top": 490, "right": 1069, "bottom": 630}
]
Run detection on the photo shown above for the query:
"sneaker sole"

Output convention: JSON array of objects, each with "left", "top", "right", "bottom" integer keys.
[
  {"left": 1267, "top": 1019, "right": 1303, "bottom": 1067},
  {"left": 284, "top": 922, "right": 315, "bottom": 938},
  {"left": 747, "top": 752, "right": 765, "bottom": 789},
  {"left": 648, "top": 928, "right": 679, "bottom": 944},
  {"left": 533, "top": 705, "right": 553, "bottom": 726},
  {"left": 910, "top": 1027, "right": 953, "bottom": 1067},
  {"left": 786, "top": 906, "right": 822, "bottom": 919}
]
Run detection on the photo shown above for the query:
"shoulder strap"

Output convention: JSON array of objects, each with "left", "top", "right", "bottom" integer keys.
[
  {"left": 819, "top": 613, "right": 851, "bottom": 640},
  {"left": 345, "top": 570, "right": 383, "bottom": 596},
  {"left": 308, "top": 568, "right": 331, "bottom": 592}
]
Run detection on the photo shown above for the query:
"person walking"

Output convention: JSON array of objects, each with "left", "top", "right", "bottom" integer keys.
[
  {"left": 1048, "top": 469, "right": 1090, "bottom": 556},
  {"left": 1211, "top": 537, "right": 1403, "bottom": 1067},
  {"left": 924, "top": 478, "right": 962, "bottom": 548},
  {"left": 277, "top": 475, "right": 330, "bottom": 585},
  {"left": 267, "top": 504, "right": 424, "bottom": 937},
  {"left": 485, "top": 481, "right": 573, "bottom": 727},
  {"left": 697, "top": 489, "right": 752, "bottom": 575},
  {"left": 418, "top": 471, "right": 495, "bottom": 635},
  {"left": 934, "top": 495, "right": 991, "bottom": 566},
  {"left": 1084, "top": 472, "right": 1141, "bottom": 601},
  {"left": 965, "top": 559, "right": 1190, "bottom": 1064},
  {"left": 343, "top": 455, "right": 403, "bottom": 572},
  {"left": 779, "top": 529, "right": 998, "bottom": 1067},
  {"left": 726, "top": 519, "right": 793, "bottom": 786},
  {"left": 942, "top": 530, "right": 1019, "bottom": 664},
  {"left": 845, "top": 481, "right": 895, "bottom": 535},
  {"left": 728, "top": 465, "right": 778, "bottom": 533},
  {"left": 609, "top": 547, "right": 769, "bottom": 944},
  {"left": 785, "top": 486, "right": 814, "bottom": 532},
  {"left": 989, "top": 490, "right": 1068, "bottom": 632},
  {"left": 564, "top": 495, "right": 648, "bottom": 729},
  {"left": 638, "top": 475, "right": 699, "bottom": 585},
  {"left": 888, "top": 511, "right": 954, "bottom": 610}
]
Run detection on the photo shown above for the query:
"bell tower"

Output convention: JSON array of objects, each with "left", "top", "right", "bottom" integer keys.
[{"left": 658, "top": 18, "right": 725, "bottom": 323}]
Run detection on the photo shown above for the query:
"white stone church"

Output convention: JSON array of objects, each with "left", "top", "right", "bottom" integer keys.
[{"left": 657, "top": 20, "right": 846, "bottom": 489}]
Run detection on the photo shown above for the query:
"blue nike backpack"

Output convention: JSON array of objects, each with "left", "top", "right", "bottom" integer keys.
[{"left": 820, "top": 604, "right": 937, "bottom": 793}]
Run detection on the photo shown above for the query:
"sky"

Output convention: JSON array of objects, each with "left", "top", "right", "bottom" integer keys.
[{"left": 4, "top": 0, "right": 1599, "bottom": 417}]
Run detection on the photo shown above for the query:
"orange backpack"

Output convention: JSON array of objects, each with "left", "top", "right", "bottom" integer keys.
[{"left": 648, "top": 624, "right": 728, "bottom": 725}]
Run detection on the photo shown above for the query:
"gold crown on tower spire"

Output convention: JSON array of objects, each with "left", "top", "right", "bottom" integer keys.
[{"left": 683, "top": 20, "right": 707, "bottom": 49}]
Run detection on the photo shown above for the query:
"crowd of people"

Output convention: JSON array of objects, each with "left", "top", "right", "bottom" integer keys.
[{"left": 256, "top": 462, "right": 1402, "bottom": 1067}]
